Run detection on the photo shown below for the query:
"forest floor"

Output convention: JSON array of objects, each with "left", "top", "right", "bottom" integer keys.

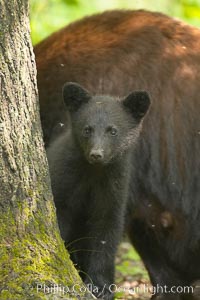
[{"left": 115, "top": 242, "right": 151, "bottom": 300}]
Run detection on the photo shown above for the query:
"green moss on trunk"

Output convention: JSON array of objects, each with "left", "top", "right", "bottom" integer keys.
[
  {"left": 0, "top": 1, "right": 95, "bottom": 299},
  {"left": 0, "top": 209, "right": 83, "bottom": 299}
]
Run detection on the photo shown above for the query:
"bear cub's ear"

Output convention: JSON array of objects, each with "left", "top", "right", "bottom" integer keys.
[
  {"left": 62, "top": 82, "right": 91, "bottom": 112},
  {"left": 123, "top": 91, "right": 151, "bottom": 121}
]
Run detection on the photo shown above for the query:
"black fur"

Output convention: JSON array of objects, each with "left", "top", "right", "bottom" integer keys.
[
  {"left": 47, "top": 83, "right": 150, "bottom": 300},
  {"left": 35, "top": 10, "right": 200, "bottom": 299}
]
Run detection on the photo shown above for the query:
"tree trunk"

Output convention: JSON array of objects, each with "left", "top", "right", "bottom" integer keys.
[{"left": 0, "top": 1, "right": 92, "bottom": 299}]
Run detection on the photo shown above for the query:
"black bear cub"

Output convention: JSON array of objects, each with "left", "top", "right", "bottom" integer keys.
[{"left": 47, "top": 82, "right": 150, "bottom": 300}]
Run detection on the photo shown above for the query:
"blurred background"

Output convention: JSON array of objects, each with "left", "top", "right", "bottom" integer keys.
[
  {"left": 30, "top": 0, "right": 200, "bottom": 45},
  {"left": 30, "top": 1, "right": 200, "bottom": 298}
]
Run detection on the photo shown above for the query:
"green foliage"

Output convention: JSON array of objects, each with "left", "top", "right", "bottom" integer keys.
[
  {"left": 30, "top": 0, "right": 200, "bottom": 45},
  {"left": 115, "top": 243, "right": 149, "bottom": 283},
  {"left": 121, "top": 247, "right": 141, "bottom": 261}
]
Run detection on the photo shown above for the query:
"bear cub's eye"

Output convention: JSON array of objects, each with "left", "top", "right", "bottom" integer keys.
[
  {"left": 107, "top": 126, "right": 118, "bottom": 136},
  {"left": 83, "top": 126, "right": 92, "bottom": 137}
]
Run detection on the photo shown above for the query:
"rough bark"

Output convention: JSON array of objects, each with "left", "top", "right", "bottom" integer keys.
[{"left": 0, "top": 1, "right": 92, "bottom": 299}]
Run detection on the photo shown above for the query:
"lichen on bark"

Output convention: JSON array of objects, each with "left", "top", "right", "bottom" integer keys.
[{"left": 0, "top": 1, "right": 92, "bottom": 299}]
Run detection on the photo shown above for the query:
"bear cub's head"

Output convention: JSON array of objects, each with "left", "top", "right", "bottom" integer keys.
[{"left": 63, "top": 82, "right": 150, "bottom": 165}]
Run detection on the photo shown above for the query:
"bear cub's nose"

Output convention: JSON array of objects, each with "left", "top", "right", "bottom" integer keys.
[{"left": 89, "top": 150, "right": 104, "bottom": 163}]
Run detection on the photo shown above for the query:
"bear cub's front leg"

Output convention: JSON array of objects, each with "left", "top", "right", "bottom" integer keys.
[{"left": 47, "top": 82, "right": 150, "bottom": 299}]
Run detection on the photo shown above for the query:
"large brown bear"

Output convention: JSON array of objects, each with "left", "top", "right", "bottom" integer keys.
[{"left": 34, "top": 10, "right": 200, "bottom": 300}]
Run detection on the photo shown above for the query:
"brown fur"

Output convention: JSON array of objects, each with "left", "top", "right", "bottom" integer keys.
[
  {"left": 34, "top": 10, "right": 200, "bottom": 299},
  {"left": 34, "top": 10, "right": 200, "bottom": 146}
]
